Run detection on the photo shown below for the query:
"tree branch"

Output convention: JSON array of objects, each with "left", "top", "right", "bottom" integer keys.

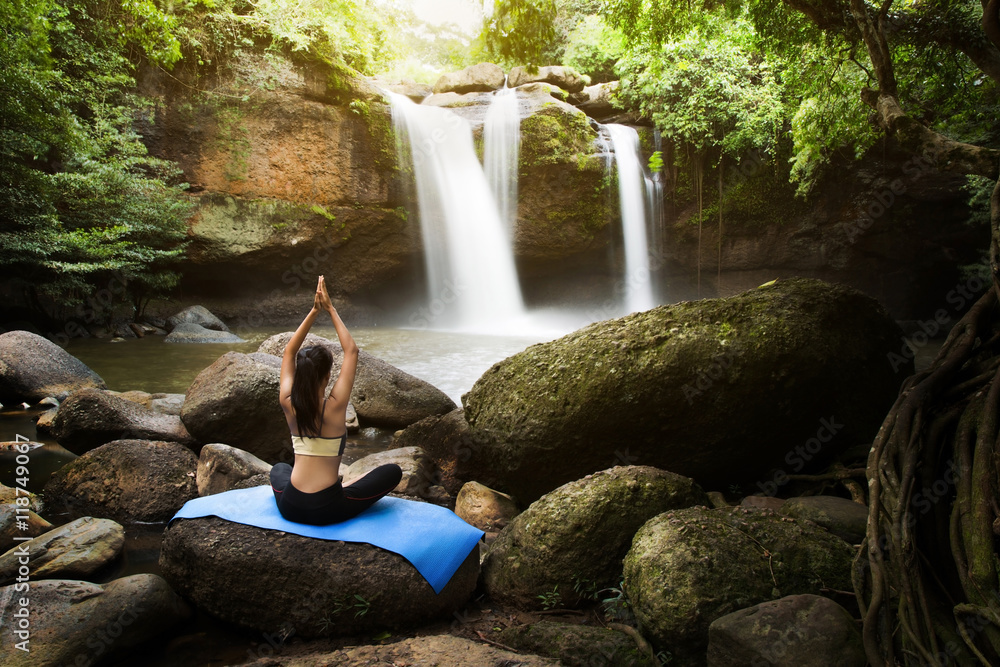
[{"left": 985, "top": 0, "right": 1000, "bottom": 53}]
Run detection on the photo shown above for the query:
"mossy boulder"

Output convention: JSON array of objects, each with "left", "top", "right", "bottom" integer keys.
[
  {"left": 780, "top": 495, "right": 869, "bottom": 545},
  {"left": 623, "top": 506, "right": 856, "bottom": 662},
  {"left": 43, "top": 439, "right": 199, "bottom": 523},
  {"left": 461, "top": 278, "right": 909, "bottom": 502},
  {"left": 159, "top": 517, "right": 479, "bottom": 638},
  {"left": 482, "top": 466, "right": 709, "bottom": 609}
]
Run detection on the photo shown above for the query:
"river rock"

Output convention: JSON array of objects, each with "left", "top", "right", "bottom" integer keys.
[
  {"left": 242, "top": 634, "right": 557, "bottom": 666},
  {"left": 498, "top": 619, "right": 653, "bottom": 666},
  {"left": 433, "top": 62, "right": 505, "bottom": 94},
  {"left": 509, "top": 65, "right": 585, "bottom": 93},
  {"left": 51, "top": 388, "right": 198, "bottom": 454},
  {"left": 43, "top": 439, "right": 198, "bottom": 523},
  {"left": 344, "top": 446, "right": 434, "bottom": 497},
  {"left": 0, "top": 516, "right": 124, "bottom": 585},
  {"left": 159, "top": 517, "right": 479, "bottom": 637},
  {"left": 707, "top": 594, "right": 866, "bottom": 667},
  {"left": 742, "top": 495, "right": 787, "bottom": 511},
  {"left": 455, "top": 481, "right": 519, "bottom": 532},
  {"left": 380, "top": 80, "right": 433, "bottom": 102},
  {"left": 515, "top": 81, "right": 570, "bottom": 102},
  {"left": 35, "top": 408, "right": 57, "bottom": 436},
  {"left": 166, "top": 305, "right": 231, "bottom": 332},
  {"left": 394, "top": 409, "right": 475, "bottom": 494},
  {"left": 0, "top": 483, "right": 43, "bottom": 514},
  {"left": 461, "top": 278, "right": 909, "bottom": 502},
  {"left": 150, "top": 392, "right": 185, "bottom": 415},
  {"left": 180, "top": 352, "right": 290, "bottom": 463},
  {"left": 483, "top": 466, "right": 709, "bottom": 609},
  {"left": 0, "top": 574, "right": 190, "bottom": 667},
  {"left": 197, "top": 443, "right": 272, "bottom": 496},
  {"left": 0, "top": 504, "right": 51, "bottom": 553},
  {"left": 165, "top": 322, "right": 247, "bottom": 343},
  {"left": 257, "top": 332, "right": 456, "bottom": 428},
  {"left": 780, "top": 496, "right": 869, "bottom": 544},
  {"left": 623, "top": 506, "right": 855, "bottom": 662},
  {"left": 0, "top": 330, "right": 107, "bottom": 404}
]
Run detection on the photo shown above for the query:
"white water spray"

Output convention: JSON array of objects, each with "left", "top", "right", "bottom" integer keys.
[
  {"left": 606, "top": 124, "right": 657, "bottom": 314},
  {"left": 483, "top": 84, "right": 520, "bottom": 233},
  {"left": 388, "top": 91, "right": 525, "bottom": 331}
]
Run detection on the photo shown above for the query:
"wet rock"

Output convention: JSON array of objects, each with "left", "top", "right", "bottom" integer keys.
[
  {"left": 462, "top": 279, "right": 909, "bottom": 502},
  {"left": 258, "top": 333, "right": 456, "bottom": 429},
  {"left": 0, "top": 483, "right": 43, "bottom": 514},
  {"left": 623, "top": 506, "right": 855, "bottom": 662},
  {"left": 197, "top": 443, "right": 272, "bottom": 496},
  {"left": 43, "top": 439, "right": 198, "bottom": 523},
  {"left": 433, "top": 62, "right": 505, "bottom": 94},
  {"left": 0, "top": 574, "right": 190, "bottom": 667},
  {"left": 379, "top": 80, "right": 433, "bottom": 102},
  {"left": 166, "top": 305, "right": 232, "bottom": 332},
  {"left": 780, "top": 496, "right": 869, "bottom": 544},
  {"left": 159, "top": 517, "right": 479, "bottom": 637},
  {"left": 241, "top": 634, "right": 557, "bottom": 666},
  {"left": 51, "top": 388, "right": 197, "bottom": 454},
  {"left": 344, "top": 446, "right": 435, "bottom": 497},
  {"left": 509, "top": 65, "right": 585, "bottom": 93},
  {"left": 515, "top": 81, "right": 570, "bottom": 102},
  {"left": 164, "top": 322, "right": 246, "bottom": 344},
  {"left": 0, "top": 504, "right": 51, "bottom": 553},
  {"left": 707, "top": 594, "right": 865, "bottom": 667},
  {"left": 180, "top": 352, "right": 290, "bottom": 463},
  {"left": 455, "top": 481, "right": 519, "bottom": 532},
  {"left": 35, "top": 409, "right": 57, "bottom": 437},
  {"left": 498, "top": 619, "right": 653, "bottom": 666},
  {"left": 0, "top": 330, "right": 106, "bottom": 404},
  {"left": 483, "top": 466, "right": 709, "bottom": 609},
  {"left": 0, "top": 516, "right": 124, "bottom": 585}
]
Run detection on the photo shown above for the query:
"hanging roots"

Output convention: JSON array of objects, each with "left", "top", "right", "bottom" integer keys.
[{"left": 855, "top": 285, "right": 1000, "bottom": 666}]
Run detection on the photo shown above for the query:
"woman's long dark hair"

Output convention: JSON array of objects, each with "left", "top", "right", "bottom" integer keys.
[{"left": 290, "top": 345, "right": 334, "bottom": 436}]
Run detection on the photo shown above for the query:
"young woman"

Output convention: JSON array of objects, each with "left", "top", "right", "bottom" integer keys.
[{"left": 269, "top": 276, "right": 401, "bottom": 525}]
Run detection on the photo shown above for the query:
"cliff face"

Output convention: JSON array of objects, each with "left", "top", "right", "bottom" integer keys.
[{"left": 137, "top": 52, "right": 982, "bottom": 324}]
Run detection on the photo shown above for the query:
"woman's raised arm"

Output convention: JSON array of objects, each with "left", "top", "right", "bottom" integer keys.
[
  {"left": 318, "top": 278, "right": 359, "bottom": 406},
  {"left": 279, "top": 277, "right": 325, "bottom": 406}
]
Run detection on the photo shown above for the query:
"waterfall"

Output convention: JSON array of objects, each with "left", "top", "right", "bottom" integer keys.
[
  {"left": 483, "top": 85, "right": 520, "bottom": 233},
  {"left": 606, "top": 124, "right": 657, "bottom": 314},
  {"left": 387, "top": 91, "right": 525, "bottom": 331}
]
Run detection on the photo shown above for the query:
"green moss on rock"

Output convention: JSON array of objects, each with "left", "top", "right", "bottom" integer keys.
[
  {"left": 461, "top": 278, "right": 910, "bottom": 502},
  {"left": 623, "top": 506, "right": 855, "bottom": 662},
  {"left": 519, "top": 105, "right": 597, "bottom": 170}
]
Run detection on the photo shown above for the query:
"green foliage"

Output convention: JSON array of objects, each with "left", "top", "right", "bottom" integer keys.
[
  {"left": 562, "top": 14, "right": 624, "bottom": 83},
  {"left": 537, "top": 584, "right": 563, "bottom": 610},
  {"left": 0, "top": 0, "right": 192, "bottom": 321},
  {"left": 480, "top": 0, "right": 559, "bottom": 68},
  {"left": 615, "top": 19, "right": 784, "bottom": 158}
]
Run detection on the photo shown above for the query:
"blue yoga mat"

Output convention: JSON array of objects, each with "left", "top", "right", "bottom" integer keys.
[{"left": 169, "top": 485, "right": 484, "bottom": 594}]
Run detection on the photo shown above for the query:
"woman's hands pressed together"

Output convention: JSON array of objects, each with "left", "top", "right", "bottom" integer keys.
[{"left": 314, "top": 276, "right": 335, "bottom": 314}]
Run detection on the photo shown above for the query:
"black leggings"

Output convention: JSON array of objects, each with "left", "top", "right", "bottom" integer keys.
[{"left": 269, "top": 462, "right": 402, "bottom": 526}]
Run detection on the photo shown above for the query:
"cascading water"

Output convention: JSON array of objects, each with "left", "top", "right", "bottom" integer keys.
[
  {"left": 387, "top": 91, "right": 525, "bottom": 331},
  {"left": 606, "top": 124, "right": 658, "bottom": 314},
  {"left": 483, "top": 84, "right": 520, "bottom": 233}
]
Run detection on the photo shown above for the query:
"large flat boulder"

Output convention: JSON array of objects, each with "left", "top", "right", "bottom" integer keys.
[
  {"left": 159, "top": 517, "right": 479, "bottom": 637},
  {"left": 433, "top": 62, "right": 505, "bottom": 94},
  {"left": 51, "top": 388, "right": 197, "bottom": 454},
  {"left": 482, "top": 466, "right": 709, "bottom": 609},
  {"left": 257, "top": 333, "right": 456, "bottom": 429},
  {"left": 164, "top": 322, "right": 246, "bottom": 343},
  {"left": 43, "top": 439, "right": 199, "bottom": 523},
  {"left": 623, "top": 506, "right": 856, "bottom": 662},
  {"left": 461, "top": 278, "right": 909, "bottom": 501},
  {"left": 0, "top": 331, "right": 106, "bottom": 404},
  {"left": 0, "top": 574, "right": 190, "bottom": 666},
  {"left": 180, "top": 352, "right": 291, "bottom": 463}
]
